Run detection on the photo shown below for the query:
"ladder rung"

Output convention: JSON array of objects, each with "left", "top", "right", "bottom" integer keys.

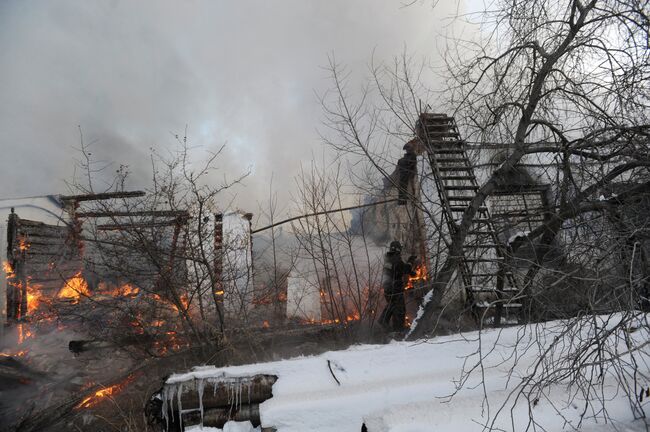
[
  {"left": 472, "top": 273, "right": 517, "bottom": 280},
  {"left": 445, "top": 185, "right": 478, "bottom": 191},
  {"left": 442, "top": 175, "right": 475, "bottom": 180},
  {"left": 446, "top": 196, "right": 473, "bottom": 201},
  {"left": 449, "top": 206, "right": 484, "bottom": 211},
  {"left": 439, "top": 167, "right": 473, "bottom": 172},
  {"left": 424, "top": 121, "right": 453, "bottom": 127},
  {"left": 465, "top": 244, "right": 500, "bottom": 248},
  {"left": 449, "top": 206, "right": 489, "bottom": 212},
  {"left": 474, "top": 303, "right": 522, "bottom": 308},
  {"left": 433, "top": 150, "right": 465, "bottom": 155},
  {"left": 428, "top": 140, "right": 463, "bottom": 146},
  {"left": 430, "top": 145, "right": 464, "bottom": 151},
  {"left": 437, "top": 158, "right": 469, "bottom": 163},
  {"left": 426, "top": 131, "right": 459, "bottom": 138},
  {"left": 468, "top": 288, "right": 518, "bottom": 293},
  {"left": 421, "top": 114, "right": 453, "bottom": 121},
  {"left": 464, "top": 258, "right": 504, "bottom": 263},
  {"left": 424, "top": 126, "right": 451, "bottom": 131}
]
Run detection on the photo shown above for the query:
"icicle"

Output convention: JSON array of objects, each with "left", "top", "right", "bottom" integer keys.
[
  {"left": 197, "top": 378, "right": 205, "bottom": 426},
  {"left": 239, "top": 379, "right": 243, "bottom": 409},
  {"left": 236, "top": 380, "right": 240, "bottom": 410},
  {"left": 166, "top": 384, "right": 176, "bottom": 424},
  {"left": 177, "top": 382, "right": 183, "bottom": 430},
  {"left": 161, "top": 386, "right": 170, "bottom": 429}
]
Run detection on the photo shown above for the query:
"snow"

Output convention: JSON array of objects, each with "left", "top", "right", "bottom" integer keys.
[
  {"left": 507, "top": 230, "right": 530, "bottom": 245},
  {"left": 405, "top": 289, "right": 433, "bottom": 339},
  {"left": 186, "top": 422, "right": 260, "bottom": 432},
  {"left": 165, "top": 315, "right": 650, "bottom": 431}
]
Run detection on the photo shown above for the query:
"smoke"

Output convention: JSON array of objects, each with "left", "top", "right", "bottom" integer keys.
[{"left": 0, "top": 0, "right": 461, "bottom": 216}]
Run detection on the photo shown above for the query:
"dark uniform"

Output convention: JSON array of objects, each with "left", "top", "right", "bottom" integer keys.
[
  {"left": 397, "top": 147, "right": 417, "bottom": 205},
  {"left": 379, "top": 241, "right": 416, "bottom": 331}
]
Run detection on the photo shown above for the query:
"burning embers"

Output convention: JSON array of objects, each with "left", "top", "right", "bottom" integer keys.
[
  {"left": 75, "top": 373, "right": 139, "bottom": 409},
  {"left": 405, "top": 264, "right": 427, "bottom": 291},
  {"left": 3, "top": 259, "right": 47, "bottom": 319},
  {"left": 3, "top": 251, "right": 192, "bottom": 356},
  {"left": 57, "top": 272, "right": 90, "bottom": 303}
]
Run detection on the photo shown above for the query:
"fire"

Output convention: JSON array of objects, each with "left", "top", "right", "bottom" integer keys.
[
  {"left": 346, "top": 312, "right": 361, "bottom": 322},
  {"left": 262, "top": 320, "right": 270, "bottom": 328},
  {"left": 3, "top": 261, "right": 14, "bottom": 277},
  {"left": 104, "top": 282, "right": 139, "bottom": 297},
  {"left": 58, "top": 272, "right": 90, "bottom": 303},
  {"left": 0, "top": 350, "right": 27, "bottom": 357},
  {"left": 17, "top": 324, "right": 34, "bottom": 344},
  {"left": 26, "top": 290, "right": 40, "bottom": 311},
  {"left": 76, "top": 375, "right": 137, "bottom": 409},
  {"left": 19, "top": 239, "right": 30, "bottom": 252},
  {"left": 180, "top": 294, "right": 190, "bottom": 311},
  {"left": 405, "top": 264, "right": 427, "bottom": 290},
  {"left": 302, "top": 311, "right": 361, "bottom": 326}
]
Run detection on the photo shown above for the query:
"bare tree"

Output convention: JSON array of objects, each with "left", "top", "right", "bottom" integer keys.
[
  {"left": 55, "top": 132, "right": 249, "bottom": 359},
  {"left": 317, "top": 0, "right": 650, "bottom": 427}
]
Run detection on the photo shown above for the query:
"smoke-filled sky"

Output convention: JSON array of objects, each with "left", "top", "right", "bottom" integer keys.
[{"left": 0, "top": 0, "right": 471, "bottom": 220}]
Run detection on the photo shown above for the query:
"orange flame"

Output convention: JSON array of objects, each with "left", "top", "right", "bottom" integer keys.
[
  {"left": 4, "top": 262, "right": 45, "bottom": 315},
  {"left": 26, "top": 290, "right": 40, "bottom": 311},
  {"left": 58, "top": 272, "right": 90, "bottom": 303},
  {"left": 0, "top": 350, "right": 27, "bottom": 357},
  {"left": 104, "top": 282, "right": 140, "bottom": 298},
  {"left": 76, "top": 375, "right": 137, "bottom": 409},
  {"left": 17, "top": 324, "right": 34, "bottom": 344},
  {"left": 405, "top": 264, "right": 427, "bottom": 291},
  {"left": 3, "top": 261, "right": 14, "bottom": 277},
  {"left": 302, "top": 311, "right": 361, "bottom": 326}
]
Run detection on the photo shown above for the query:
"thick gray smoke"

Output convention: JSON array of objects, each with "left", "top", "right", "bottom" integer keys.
[{"left": 0, "top": 0, "right": 461, "bottom": 215}]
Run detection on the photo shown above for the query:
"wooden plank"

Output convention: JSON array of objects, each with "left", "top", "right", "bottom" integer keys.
[
  {"left": 97, "top": 220, "right": 183, "bottom": 230},
  {"left": 76, "top": 210, "right": 189, "bottom": 218},
  {"left": 59, "top": 191, "right": 146, "bottom": 202},
  {"left": 18, "top": 225, "right": 69, "bottom": 238}
]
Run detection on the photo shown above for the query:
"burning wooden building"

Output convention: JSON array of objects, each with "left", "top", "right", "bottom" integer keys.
[
  {"left": 0, "top": 190, "right": 259, "bottom": 354},
  {"left": 346, "top": 112, "right": 649, "bottom": 327}
]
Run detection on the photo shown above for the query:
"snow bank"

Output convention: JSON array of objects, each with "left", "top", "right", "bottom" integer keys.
[{"left": 166, "top": 315, "right": 650, "bottom": 431}]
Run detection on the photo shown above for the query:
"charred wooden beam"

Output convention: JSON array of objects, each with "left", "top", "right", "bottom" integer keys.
[
  {"left": 157, "top": 374, "right": 278, "bottom": 431},
  {"left": 76, "top": 210, "right": 189, "bottom": 218},
  {"left": 183, "top": 404, "right": 261, "bottom": 429},
  {"left": 96, "top": 220, "right": 186, "bottom": 231},
  {"left": 171, "top": 374, "right": 277, "bottom": 409},
  {"left": 59, "top": 191, "right": 146, "bottom": 202},
  {"left": 68, "top": 339, "right": 113, "bottom": 354}
]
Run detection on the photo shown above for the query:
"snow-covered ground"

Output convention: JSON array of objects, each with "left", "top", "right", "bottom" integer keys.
[{"left": 168, "top": 315, "right": 650, "bottom": 431}]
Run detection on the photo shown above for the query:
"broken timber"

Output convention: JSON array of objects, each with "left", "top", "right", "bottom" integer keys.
[
  {"left": 153, "top": 374, "right": 278, "bottom": 431},
  {"left": 59, "top": 191, "right": 146, "bottom": 202}
]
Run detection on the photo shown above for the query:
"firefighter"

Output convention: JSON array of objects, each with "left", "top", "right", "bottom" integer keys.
[
  {"left": 397, "top": 143, "right": 417, "bottom": 205},
  {"left": 379, "top": 240, "right": 417, "bottom": 332}
]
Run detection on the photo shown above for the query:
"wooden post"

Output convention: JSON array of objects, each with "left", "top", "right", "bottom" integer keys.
[
  {"left": 0, "top": 220, "right": 6, "bottom": 332},
  {"left": 214, "top": 213, "right": 224, "bottom": 306},
  {"left": 6, "top": 209, "right": 19, "bottom": 321}
]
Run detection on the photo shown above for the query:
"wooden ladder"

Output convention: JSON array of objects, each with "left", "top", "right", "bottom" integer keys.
[{"left": 417, "top": 113, "right": 520, "bottom": 326}]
